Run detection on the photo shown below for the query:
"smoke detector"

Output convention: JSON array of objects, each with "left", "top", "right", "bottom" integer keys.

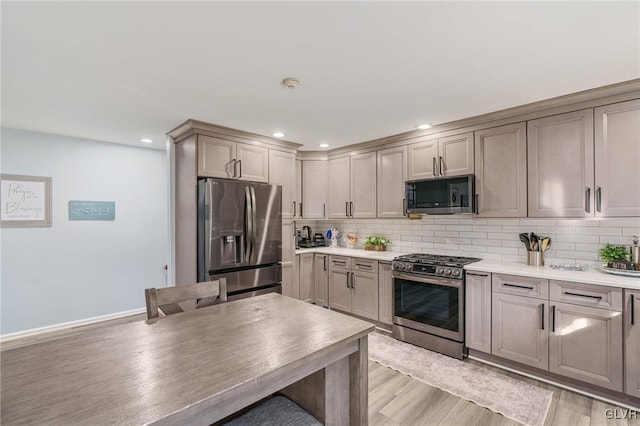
[{"left": 281, "top": 77, "right": 300, "bottom": 89}]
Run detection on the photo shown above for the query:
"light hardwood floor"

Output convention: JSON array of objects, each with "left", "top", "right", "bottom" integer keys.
[
  {"left": 369, "top": 359, "right": 640, "bottom": 426},
  {"left": 3, "top": 315, "right": 638, "bottom": 426}
]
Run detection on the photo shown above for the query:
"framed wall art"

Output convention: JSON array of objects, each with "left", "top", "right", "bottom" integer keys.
[{"left": 0, "top": 174, "right": 52, "bottom": 227}]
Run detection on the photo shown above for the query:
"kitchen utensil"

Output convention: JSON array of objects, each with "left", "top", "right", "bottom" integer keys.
[
  {"left": 530, "top": 233, "right": 539, "bottom": 251},
  {"left": 313, "top": 233, "right": 325, "bottom": 246},
  {"left": 540, "top": 237, "right": 551, "bottom": 252},
  {"left": 519, "top": 233, "right": 531, "bottom": 251}
]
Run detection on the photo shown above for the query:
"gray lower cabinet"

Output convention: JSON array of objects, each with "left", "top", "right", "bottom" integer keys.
[
  {"left": 328, "top": 256, "right": 379, "bottom": 321},
  {"left": 492, "top": 292, "right": 549, "bottom": 370},
  {"left": 626, "top": 290, "right": 640, "bottom": 397},
  {"left": 314, "top": 254, "right": 329, "bottom": 308},
  {"left": 548, "top": 301, "right": 623, "bottom": 391},
  {"left": 465, "top": 271, "right": 492, "bottom": 353},
  {"left": 378, "top": 262, "right": 393, "bottom": 325},
  {"left": 298, "top": 253, "right": 314, "bottom": 303}
]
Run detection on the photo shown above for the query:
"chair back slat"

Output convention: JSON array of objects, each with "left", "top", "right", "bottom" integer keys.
[{"left": 145, "top": 278, "right": 227, "bottom": 320}]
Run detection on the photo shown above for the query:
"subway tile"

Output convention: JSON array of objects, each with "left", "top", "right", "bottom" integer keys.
[
  {"left": 487, "top": 219, "right": 520, "bottom": 226},
  {"left": 520, "top": 219, "right": 557, "bottom": 226},
  {"left": 445, "top": 225, "right": 473, "bottom": 232},
  {"left": 622, "top": 228, "right": 640, "bottom": 236},
  {"left": 420, "top": 232, "right": 435, "bottom": 240},
  {"left": 434, "top": 231, "right": 460, "bottom": 238},
  {"left": 502, "top": 240, "right": 525, "bottom": 248},
  {"left": 472, "top": 225, "right": 502, "bottom": 232},
  {"left": 478, "top": 253, "right": 503, "bottom": 260},
  {"left": 423, "top": 224, "right": 444, "bottom": 231},
  {"left": 555, "top": 234, "right": 600, "bottom": 243},
  {"left": 556, "top": 219, "right": 600, "bottom": 227},
  {"left": 550, "top": 242, "right": 576, "bottom": 251},
  {"left": 382, "top": 224, "right": 403, "bottom": 230},
  {"left": 501, "top": 254, "right": 527, "bottom": 263},
  {"left": 459, "top": 245, "right": 487, "bottom": 253},
  {"left": 402, "top": 235, "right": 423, "bottom": 242},
  {"left": 574, "top": 243, "right": 602, "bottom": 252},
  {"left": 576, "top": 227, "right": 623, "bottom": 236},
  {"left": 401, "top": 224, "right": 423, "bottom": 231},
  {"left": 433, "top": 218, "right": 460, "bottom": 225},
  {"left": 487, "top": 232, "right": 516, "bottom": 240},
  {"left": 501, "top": 225, "right": 533, "bottom": 233},
  {"left": 598, "top": 235, "right": 635, "bottom": 245},
  {"left": 434, "top": 243, "right": 458, "bottom": 250},
  {"left": 459, "top": 232, "right": 488, "bottom": 239},
  {"left": 536, "top": 226, "right": 576, "bottom": 235},
  {"left": 459, "top": 218, "right": 486, "bottom": 225},
  {"left": 599, "top": 218, "right": 640, "bottom": 227},
  {"left": 492, "top": 247, "right": 520, "bottom": 255},
  {"left": 556, "top": 250, "right": 599, "bottom": 261},
  {"left": 472, "top": 239, "right": 502, "bottom": 247}
]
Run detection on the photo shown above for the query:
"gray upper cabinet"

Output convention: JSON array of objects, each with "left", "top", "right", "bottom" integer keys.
[
  {"left": 198, "top": 135, "right": 268, "bottom": 182},
  {"left": 377, "top": 146, "right": 407, "bottom": 218},
  {"left": 474, "top": 123, "right": 527, "bottom": 217},
  {"left": 268, "top": 150, "right": 296, "bottom": 219},
  {"left": 302, "top": 161, "right": 328, "bottom": 219},
  {"left": 327, "top": 152, "right": 377, "bottom": 219},
  {"left": 625, "top": 290, "right": 640, "bottom": 398},
  {"left": 594, "top": 99, "right": 640, "bottom": 217},
  {"left": 407, "top": 133, "right": 474, "bottom": 180},
  {"left": 528, "top": 109, "right": 594, "bottom": 217}
]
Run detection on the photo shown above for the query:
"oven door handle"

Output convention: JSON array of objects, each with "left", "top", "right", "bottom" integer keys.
[{"left": 392, "top": 272, "right": 462, "bottom": 288}]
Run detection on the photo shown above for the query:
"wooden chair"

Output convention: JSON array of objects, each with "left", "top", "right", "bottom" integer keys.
[{"left": 144, "top": 278, "right": 227, "bottom": 320}]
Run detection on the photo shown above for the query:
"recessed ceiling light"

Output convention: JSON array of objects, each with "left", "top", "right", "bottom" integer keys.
[
  {"left": 273, "top": 132, "right": 285, "bottom": 138},
  {"left": 140, "top": 138, "right": 153, "bottom": 143},
  {"left": 319, "top": 143, "right": 330, "bottom": 148},
  {"left": 416, "top": 124, "right": 432, "bottom": 130}
]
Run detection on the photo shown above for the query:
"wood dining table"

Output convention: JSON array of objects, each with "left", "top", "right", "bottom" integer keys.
[{"left": 1, "top": 293, "right": 374, "bottom": 425}]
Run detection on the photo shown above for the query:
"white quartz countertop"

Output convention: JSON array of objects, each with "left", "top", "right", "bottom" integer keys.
[
  {"left": 466, "top": 260, "right": 640, "bottom": 290},
  {"left": 294, "top": 246, "right": 408, "bottom": 262}
]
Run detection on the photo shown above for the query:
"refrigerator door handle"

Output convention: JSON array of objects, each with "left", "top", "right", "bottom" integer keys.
[
  {"left": 250, "top": 186, "right": 257, "bottom": 252},
  {"left": 206, "top": 179, "right": 214, "bottom": 275},
  {"left": 245, "top": 186, "right": 252, "bottom": 262}
]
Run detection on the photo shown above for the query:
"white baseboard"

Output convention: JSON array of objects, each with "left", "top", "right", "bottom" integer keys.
[
  {"left": 0, "top": 308, "right": 146, "bottom": 344},
  {"left": 468, "top": 355, "right": 640, "bottom": 411}
]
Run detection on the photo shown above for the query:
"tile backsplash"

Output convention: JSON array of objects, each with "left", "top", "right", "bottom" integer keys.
[{"left": 296, "top": 217, "right": 640, "bottom": 265}]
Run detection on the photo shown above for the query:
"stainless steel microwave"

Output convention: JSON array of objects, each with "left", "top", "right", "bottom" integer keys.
[{"left": 406, "top": 174, "right": 475, "bottom": 214}]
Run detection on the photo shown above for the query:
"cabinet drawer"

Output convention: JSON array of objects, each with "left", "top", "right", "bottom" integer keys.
[
  {"left": 329, "top": 255, "right": 351, "bottom": 270},
  {"left": 492, "top": 273, "right": 548, "bottom": 300},
  {"left": 550, "top": 280, "right": 622, "bottom": 311},
  {"left": 352, "top": 258, "right": 378, "bottom": 273}
]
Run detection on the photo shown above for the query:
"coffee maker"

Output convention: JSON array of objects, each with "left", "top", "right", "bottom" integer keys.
[{"left": 297, "top": 225, "right": 316, "bottom": 248}]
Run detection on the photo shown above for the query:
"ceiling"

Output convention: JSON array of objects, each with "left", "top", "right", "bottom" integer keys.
[{"left": 2, "top": 2, "right": 639, "bottom": 152}]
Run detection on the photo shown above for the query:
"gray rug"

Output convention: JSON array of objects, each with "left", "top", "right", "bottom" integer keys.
[{"left": 368, "top": 333, "right": 552, "bottom": 426}]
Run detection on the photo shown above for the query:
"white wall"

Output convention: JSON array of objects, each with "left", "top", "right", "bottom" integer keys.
[
  {"left": 1, "top": 128, "right": 169, "bottom": 334},
  {"left": 302, "top": 217, "right": 640, "bottom": 264}
]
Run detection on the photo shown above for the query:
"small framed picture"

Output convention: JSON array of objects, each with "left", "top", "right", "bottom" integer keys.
[{"left": 0, "top": 174, "right": 52, "bottom": 227}]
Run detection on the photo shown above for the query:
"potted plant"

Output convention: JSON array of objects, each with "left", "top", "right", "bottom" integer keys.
[
  {"left": 599, "top": 243, "right": 628, "bottom": 263},
  {"left": 364, "top": 235, "right": 390, "bottom": 251}
]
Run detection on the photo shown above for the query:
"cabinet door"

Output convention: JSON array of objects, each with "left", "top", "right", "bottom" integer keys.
[
  {"left": 407, "top": 138, "right": 438, "bottom": 180},
  {"left": 377, "top": 146, "right": 407, "bottom": 218},
  {"left": 438, "top": 132, "right": 474, "bottom": 177},
  {"left": 350, "top": 152, "right": 377, "bottom": 218},
  {"left": 281, "top": 220, "right": 295, "bottom": 263},
  {"left": 492, "top": 292, "right": 548, "bottom": 370},
  {"left": 327, "top": 157, "right": 350, "bottom": 219},
  {"left": 236, "top": 143, "right": 268, "bottom": 183},
  {"left": 595, "top": 99, "right": 640, "bottom": 217},
  {"left": 378, "top": 262, "right": 393, "bottom": 325},
  {"left": 198, "top": 135, "right": 236, "bottom": 178},
  {"left": 298, "top": 253, "right": 315, "bottom": 303},
  {"left": 474, "top": 123, "right": 527, "bottom": 217},
  {"left": 549, "top": 302, "right": 623, "bottom": 391},
  {"left": 314, "top": 255, "right": 329, "bottom": 308},
  {"left": 302, "top": 161, "right": 328, "bottom": 219},
  {"left": 329, "top": 268, "right": 351, "bottom": 312},
  {"left": 528, "top": 109, "right": 594, "bottom": 217},
  {"left": 351, "top": 271, "right": 379, "bottom": 321},
  {"left": 465, "top": 271, "right": 492, "bottom": 353},
  {"left": 625, "top": 290, "right": 640, "bottom": 398},
  {"left": 294, "top": 159, "right": 302, "bottom": 218},
  {"left": 281, "top": 261, "right": 296, "bottom": 299},
  {"left": 269, "top": 150, "right": 296, "bottom": 219}
]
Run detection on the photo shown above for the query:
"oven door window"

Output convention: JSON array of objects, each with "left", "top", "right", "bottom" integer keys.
[{"left": 394, "top": 277, "right": 459, "bottom": 332}]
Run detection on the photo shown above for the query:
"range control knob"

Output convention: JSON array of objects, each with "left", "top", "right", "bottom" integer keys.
[
  {"left": 404, "top": 263, "right": 412, "bottom": 271},
  {"left": 392, "top": 261, "right": 400, "bottom": 270},
  {"left": 436, "top": 267, "right": 444, "bottom": 275},
  {"left": 452, "top": 269, "right": 461, "bottom": 277},
  {"left": 444, "top": 268, "right": 452, "bottom": 275}
]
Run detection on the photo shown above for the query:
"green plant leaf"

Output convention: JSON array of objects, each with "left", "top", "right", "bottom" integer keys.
[{"left": 598, "top": 243, "right": 628, "bottom": 262}]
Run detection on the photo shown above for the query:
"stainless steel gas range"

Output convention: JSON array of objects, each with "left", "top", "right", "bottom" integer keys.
[{"left": 391, "top": 253, "right": 480, "bottom": 359}]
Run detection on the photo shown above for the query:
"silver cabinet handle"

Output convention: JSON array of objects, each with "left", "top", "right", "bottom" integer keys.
[
  {"left": 345, "top": 201, "right": 349, "bottom": 217},
  {"left": 432, "top": 157, "right": 437, "bottom": 177},
  {"left": 299, "top": 202, "right": 303, "bottom": 217},
  {"left": 403, "top": 198, "right": 407, "bottom": 216},
  {"left": 632, "top": 294, "right": 636, "bottom": 326},
  {"left": 237, "top": 160, "right": 242, "bottom": 179},
  {"left": 292, "top": 201, "right": 296, "bottom": 217},
  {"left": 540, "top": 303, "right": 545, "bottom": 330},
  {"left": 596, "top": 187, "right": 602, "bottom": 213},
  {"left": 232, "top": 159, "right": 237, "bottom": 177},
  {"left": 563, "top": 291, "right": 602, "bottom": 300},
  {"left": 466, "top": 272, "right": 488, "bottom": 277},
  {"left": 323, "top": 202, "right": 326, "bottom": 218},
  {"left": 585, "top": 187, "right": 591, "bottom": 213},
  {"left": 350, "top": 201, "right": 353, "bottom": 217},
  {"left": 355, "top": 263, "right": 372, "bottom": 270},
  {"left": 346, "top": 272, "right": 350, "bottom": 288},
  {"left": 323, "top": 256, "right": 327, "bottom": 272},
  {"left": 552, "top": 305, "right": 556, "bottom": 333},
  {"left": 351, "top": 272, "right": 355, "bottom": 289},
  {"left": 439, "top": 156, "right": 444, "bottom": 176}
]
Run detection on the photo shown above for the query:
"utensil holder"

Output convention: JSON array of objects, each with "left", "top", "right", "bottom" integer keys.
[{"left": 528, "top": 252, "right": 544, "bottom": 267}]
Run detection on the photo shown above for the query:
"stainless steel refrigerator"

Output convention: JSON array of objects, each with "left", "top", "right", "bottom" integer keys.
[{"left": 198, "top": 178, "right": 282, "bottom": 299}]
